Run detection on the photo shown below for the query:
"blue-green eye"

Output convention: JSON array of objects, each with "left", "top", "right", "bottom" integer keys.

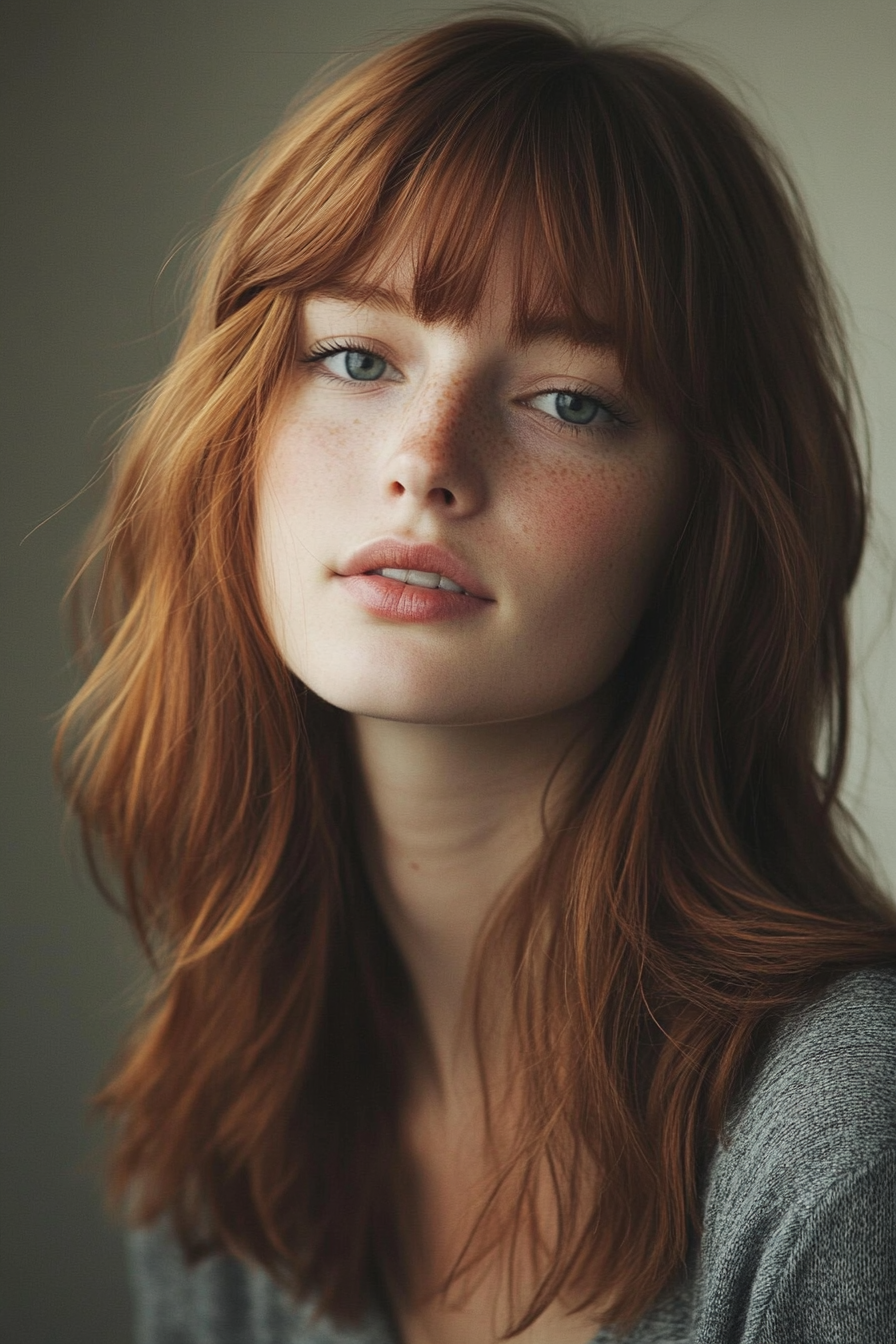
[
  {"left": 529, "top": 390, "right": 622, "bottom": 427},
  {"left": 339, "top": 349, "right": 387, "bottom": 380},
  {"left": 308, "top": 345, "right": 393, "bottom": 381},
  {"left": 557, "top": 392, "right": 602, "bottom": 424}
]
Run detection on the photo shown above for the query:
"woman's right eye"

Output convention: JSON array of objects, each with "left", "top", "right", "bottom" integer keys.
[{"left": 311, "top": 346, "right": 393, "bottom": 382}]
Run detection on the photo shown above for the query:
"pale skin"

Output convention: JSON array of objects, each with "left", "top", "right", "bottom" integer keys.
[{"left": 256, "top": 243, "right": 691, "bottom": 1343}]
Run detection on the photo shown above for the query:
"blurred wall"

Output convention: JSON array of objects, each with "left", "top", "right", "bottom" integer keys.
[{"left": 2, "top": 1, "right": 894, "bottom": 1339}]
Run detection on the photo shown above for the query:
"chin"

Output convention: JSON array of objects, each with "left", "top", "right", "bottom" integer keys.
[
  {"left": 294, "top": 659, "right": 515, "bottom": 726},
  {"left": 311, "top": 682, "right": 501, "bottom": 725}
]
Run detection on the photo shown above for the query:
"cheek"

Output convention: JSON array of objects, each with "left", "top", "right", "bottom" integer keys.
[
  {"left": 264, "top": 412, "right": 355, "bottom": 521},
  {"left": 254, "top": 419, "right": 325, "bottom": 647},
  {"left": 513, "top": 454, "right": 683, "bottom": 604},
  {"left": 524, "top": 467, "right": 682, "bottom": 700},
  {"left": 255, "top": 460, "right": 298, "bottom": 660}
]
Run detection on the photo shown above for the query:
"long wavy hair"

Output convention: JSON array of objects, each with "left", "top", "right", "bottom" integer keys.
[{"left": 57, "top": 10, "right": 896, "bottom": 1335}]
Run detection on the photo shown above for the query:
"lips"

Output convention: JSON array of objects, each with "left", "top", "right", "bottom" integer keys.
[{"left": 339, "top": 539, "right": 494, "bottom": 601}]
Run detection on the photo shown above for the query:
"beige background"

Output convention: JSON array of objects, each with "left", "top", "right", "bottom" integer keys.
[{"left": 2, "top": 2, "right": 893, "bottom": 1339}]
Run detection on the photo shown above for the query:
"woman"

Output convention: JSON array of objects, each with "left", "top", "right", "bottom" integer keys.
[{"left": 57, "top": 10, "right": 896, "bottom": 1343}]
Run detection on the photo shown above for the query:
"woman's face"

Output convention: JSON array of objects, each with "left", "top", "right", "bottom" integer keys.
[{"left": 257, "top": 245, "right": 690, "bottom": 726}]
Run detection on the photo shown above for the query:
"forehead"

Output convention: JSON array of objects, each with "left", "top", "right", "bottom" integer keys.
[{"left": 311, "top": 238, "right": 616, "bottom": 357}]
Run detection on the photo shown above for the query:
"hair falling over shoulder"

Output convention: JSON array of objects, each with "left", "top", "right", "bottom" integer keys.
[{"left": 56, "top": 9, "right": 896, "bottom": 1335}]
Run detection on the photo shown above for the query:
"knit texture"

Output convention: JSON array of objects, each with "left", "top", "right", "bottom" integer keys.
[{"left": 127, "top": 966, "right": 896, "bottom": 1343}]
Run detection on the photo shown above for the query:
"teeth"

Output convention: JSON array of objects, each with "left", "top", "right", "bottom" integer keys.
[
  {"left": 407, "top": 569, "right": 441, "bottom": 588},
  {"left": 373, "top": 567, "right": 466, "bottom": 594}
]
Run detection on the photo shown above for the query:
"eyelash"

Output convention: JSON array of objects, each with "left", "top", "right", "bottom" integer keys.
[
  {"left": 302, "top": 340, "right": 636, "bottom": 435},
  {"left": 304, "top": 339, "right": 390, "bottom": 370}
]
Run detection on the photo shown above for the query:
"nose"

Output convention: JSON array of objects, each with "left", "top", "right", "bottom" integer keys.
[{"left": 380, "top": 377, "right": 489, "bottom": 516}]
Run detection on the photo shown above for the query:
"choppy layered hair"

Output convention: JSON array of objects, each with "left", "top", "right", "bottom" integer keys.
[{"left": 57, "top": 9, "right": 896, "bottom": 1336}]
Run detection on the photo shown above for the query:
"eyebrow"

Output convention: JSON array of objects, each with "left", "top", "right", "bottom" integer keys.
[
  {"left": 514, "top": 314, "right": 616, "bottom": 352},
  {"left": 312, "top": 282, "right": 617, "bottom": 354}
]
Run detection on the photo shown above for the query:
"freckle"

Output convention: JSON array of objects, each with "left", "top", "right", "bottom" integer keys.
[{"left": 409, "top": 861, "right": 420, "bottom": 871}]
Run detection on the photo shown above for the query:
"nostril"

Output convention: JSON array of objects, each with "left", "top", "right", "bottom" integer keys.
[{"left": 387, "top": 480, "right": 457, "bottom": 504}]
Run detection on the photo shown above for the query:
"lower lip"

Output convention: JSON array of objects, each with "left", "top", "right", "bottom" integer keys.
[{"left": 338, "top": 573, "right": 492, "bottom": 622}]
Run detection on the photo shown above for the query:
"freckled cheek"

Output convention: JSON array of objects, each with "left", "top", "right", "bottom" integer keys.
[
  {"left": 512, "top": 465, "right": 674, "bottom": 599},
  {"left": 265, "top": 416, "right": 363, "bottom": 524}
]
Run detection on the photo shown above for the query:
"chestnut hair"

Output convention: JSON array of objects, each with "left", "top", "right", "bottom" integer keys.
[{"left": 57, "top": 10, "right": 896, "bottom": 1335}]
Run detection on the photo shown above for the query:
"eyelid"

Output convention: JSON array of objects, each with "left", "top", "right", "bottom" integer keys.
[
  {"left": 526, "top": 385, "right": 637, "bottom": 430},
  {"left": 303, "top": 338, "right": 402, "bottom": 376}
]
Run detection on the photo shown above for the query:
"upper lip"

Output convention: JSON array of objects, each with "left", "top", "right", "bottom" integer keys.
[{"left": 338, "top": 539, "right": 493, "bottom": 600}]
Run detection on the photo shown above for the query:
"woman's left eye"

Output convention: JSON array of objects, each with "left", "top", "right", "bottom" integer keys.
[{"left": 529, "top": 391, "right": 620, "bottom": 427}]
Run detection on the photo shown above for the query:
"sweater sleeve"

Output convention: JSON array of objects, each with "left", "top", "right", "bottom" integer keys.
[
  {"left": 746, "top": 1147, "right": 896, "bottom": 1344},
  {"left": 125, "top": 1218, "right": 396, "bottom": 1344},
  {"left": 126, "top": 1220, "right": 254, "bottom": 1344}
]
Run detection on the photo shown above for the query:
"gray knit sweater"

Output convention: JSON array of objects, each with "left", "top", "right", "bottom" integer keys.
[{"left": 126, "top": 966, "right": 896, "bottom": 1343}]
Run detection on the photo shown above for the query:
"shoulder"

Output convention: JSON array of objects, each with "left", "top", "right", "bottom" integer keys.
[
  {"left": 691, "top": 967, "right": 896, "bottom": 1342},
  {"left": 126, "top": 1217, "right": 394, "bottom": 1344},
  {"left": 723, "top": 964, "right": 896, "bottom": 1184}
]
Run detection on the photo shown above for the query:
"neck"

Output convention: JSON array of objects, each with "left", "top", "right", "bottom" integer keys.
[{"left": 349, "top": 699, "right": 604, "bottom": 1102}]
